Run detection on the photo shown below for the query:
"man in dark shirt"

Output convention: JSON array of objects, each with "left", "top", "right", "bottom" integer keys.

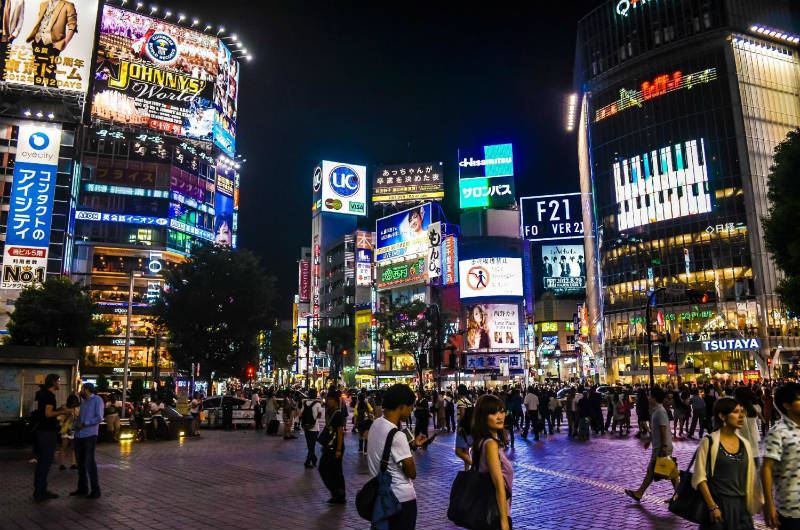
[
  {"left": 319, "top": 388, "right": 346, "bottom": 504},
  {"left": 34, "top": 374, "right": 66, "bottom": 501}
]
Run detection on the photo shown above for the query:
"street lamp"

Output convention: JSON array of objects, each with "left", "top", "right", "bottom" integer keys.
[
  {"left": 646, "top": 287, "right": 666, "bottom": 387},
  {"left": 121, "top": 270, "right": 143, "bottom": 419}
]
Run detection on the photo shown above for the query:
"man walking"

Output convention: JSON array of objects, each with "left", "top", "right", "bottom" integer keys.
[
  {"left": 319, "top": 388, "right": 346, "bottom": 504},
  {"left": 522, "top": 386, "right": 540, "bottom": 441},
  {"left": 300, "top": 388, "right": 323, "bottom": 468},
  {"left": 686, "top": 388, "right": 706, "bottom": 439},
  {"left": 71, "top": 382, "right": 104, "bottom": 499}
]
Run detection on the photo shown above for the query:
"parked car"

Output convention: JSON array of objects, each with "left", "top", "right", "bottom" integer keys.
[{"left": 201, "top": 396, "right": 255, "bottom": 428}]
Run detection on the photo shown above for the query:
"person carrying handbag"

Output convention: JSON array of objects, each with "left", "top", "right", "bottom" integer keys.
[
  {"left": 318, "top": 388, "right": 346, "bottom": 504},
  {"left": 449, "top": 394, "right": 512, "bottom": 530}
]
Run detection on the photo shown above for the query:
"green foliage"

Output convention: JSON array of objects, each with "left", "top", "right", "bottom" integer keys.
[
  {"left": 763, "top": 129, "right": 800, "bottom": 313},
  {"left": 6, "top": 276, "right": 109, "bottom": 348},
  {"left": 153, "top": 245, "right": 276, "bottom": 382},
  {"left": 312, "top": 325, "right": 355, "bottom": 382},
  {"left": 268, "top": 327, "right": 295, "bottom": 372}
]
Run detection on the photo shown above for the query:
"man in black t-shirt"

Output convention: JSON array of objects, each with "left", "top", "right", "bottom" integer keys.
[
  {"left": 33, "top": 374, "right": 67, "bottom": 501},
  {"left": 318, "top": 388, "right": 345, "bottom": 504}
]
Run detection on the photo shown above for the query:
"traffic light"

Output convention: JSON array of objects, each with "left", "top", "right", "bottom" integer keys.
[
  {"left": 246, "top": 366, "right": 254, "bottom": 378},
  {"left": 667, "top": 363, "right": 675, "bottom": 372}
]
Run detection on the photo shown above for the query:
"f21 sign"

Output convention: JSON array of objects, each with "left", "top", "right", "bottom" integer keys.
[{"left": 520, "top": 193, "right": 585, "bottom": 242}]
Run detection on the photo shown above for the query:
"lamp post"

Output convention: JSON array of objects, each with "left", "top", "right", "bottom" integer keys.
[
  {"left": 121, "top": 270, "right": 142, "bottom": 419},
  {"left": 646, "top": 287, "right": 666, "bottom": 387}
]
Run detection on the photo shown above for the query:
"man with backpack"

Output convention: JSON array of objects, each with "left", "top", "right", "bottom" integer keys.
[
  {"left": 366, "top": 384, "right": 428, "bottom": 529},
  {"left": 301, "top": 388, "right": 323, "bottom": 468}
]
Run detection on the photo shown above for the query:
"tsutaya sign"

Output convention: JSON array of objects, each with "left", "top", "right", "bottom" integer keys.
[
  {"left": 702, "top": 338, "right": 761, "bottom": 351},
  {"left": 615, "top": 0, "right": 653, "bottom": 17}
]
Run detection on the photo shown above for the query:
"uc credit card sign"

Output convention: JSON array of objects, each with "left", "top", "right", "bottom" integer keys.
[
  {"left": 320, "top": 160, "right": 367, "bottom": 216},
  {"left": 2, "top": 124, "right": 62, "bottom": 289}
]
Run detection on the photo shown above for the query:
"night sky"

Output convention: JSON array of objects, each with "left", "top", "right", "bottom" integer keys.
[{"left": 161, "top": 0, "right": 607, "bottom": 314}]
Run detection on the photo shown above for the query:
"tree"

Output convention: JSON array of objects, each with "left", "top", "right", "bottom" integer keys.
[
  {"left": 763, "top": 128, "right": 800, "bottom": 313},
  {"left": 6, "top": 276, "right": 108, "bottom": 348},
  {"left": 267, "top": 327, "right": 295, "bottom": 382},
  {"left": 153, "top": 245, "right": 276, "bottom": 384},
  {"left": 312, "top": 325, "right": 354, "bottom": 385},
  {"left": 374, "top": 298, "right": 442, "bottom": 388}
]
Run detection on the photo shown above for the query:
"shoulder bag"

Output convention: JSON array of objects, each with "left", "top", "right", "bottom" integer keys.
[
  {"left": 355, "top": 428, "right": 402, "bottom": 525},
  {"left": 668, "top": 435, "right": 712, "bottom": 524},
  {"left": 316, "top": 410, "right": 340, "bottom": 448},
  {"left": 447, "top": 439, "right": 511, "bottom": 530}
]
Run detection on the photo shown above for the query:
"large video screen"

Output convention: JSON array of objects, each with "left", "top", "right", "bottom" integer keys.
[
  {"left": 0, "top": 0, "right": 99, "bottom": 93},
  {"left": 614, "top": 138, "right": 711, "bottom": 230},
  {"left": 540, "top": 244, "right": 586, "bottom": 295},
  {"left": 464, "top": 303, "right": 520, "bottom": 351},
  {"left": 91, "top": 6, "right": 238, "bottom": 155},
  {"left": 459, "top": 257, "right": 523, "bottom": 299},
  {"left": 375, "top": 203, "right": 432, "bottom": 262}
]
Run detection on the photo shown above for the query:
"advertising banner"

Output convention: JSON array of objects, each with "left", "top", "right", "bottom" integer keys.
[
  {"left": 441, "top": 235, "right": 458, "bottom": 286},
  {"left": 458, "top": 143, "right": 515, "bottom": 209},
  {"left": 355, "top": 309, "right": 371, "bottom": 354},
  {"left": 372, "top": 162, "right": 444, "bottom": 203},
  {"left": 356, "top": 247, "right": 372, "bottom": 287},
  {"left": 459, "top": 257, "right": 523, "bottom": 299},
  {"left": 92, "top": 5, "right": 238, "bottom": 154},
  {"left": 75, "top": 210, "right": 169, "bottom": 226},
  {"left": 541, "top": 244, "right": 586, "bottom": 294},
  {"left": 427, "top": 222, "right": 442, "bottom": 279},
  {"left": 459, "top": 175, "right": 515, "bottom": 209},
  {"left": 298, "top": 259, "right": 311, "bottom": 303},
  {"left": 538, "top": 335, "right": 559, "bottom": 355},
  {"left": 1, "top": 0, "right": 99, "bottom": 93},
  {"left": 464, "top": 303, "right": 520, "bottom": 351},
  {"left": 214, "top": 174, "right": 234, "bottom": 247},
  {"left": 1, "top": 124, "right": 61, "bottom": 289},
  {"left": 318, "top": 160, "right": 367, "bottom": 216},
  {"left": 376, "top": 203, "right": 432, "bottom": 262},
  {"left": 465, "top": 353, "right": 523, "bottom": 372},
  {"left": 376, "top": 256, "right": 427, "bottom": 290},
  {"left": 520, "top": 193, "right": 585, "bottom": 241}
]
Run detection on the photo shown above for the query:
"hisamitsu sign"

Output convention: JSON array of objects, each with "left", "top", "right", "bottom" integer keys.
[{"left": 702, "top": 338, "right": 760, "bottom": 351}]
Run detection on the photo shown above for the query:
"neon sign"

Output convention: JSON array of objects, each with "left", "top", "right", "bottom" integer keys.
[
  {"left": 595, "top": 68, "right": 717, "bottom": 123},
  {"left": 615, "top": 0, "right": 652, "bottom": 18}
]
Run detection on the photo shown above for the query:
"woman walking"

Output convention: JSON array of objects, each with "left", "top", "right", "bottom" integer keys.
[
  {"left": 691, "top": 397, "right": 762, "bottom": 530},
  {"left": 471, "top": 394, "right": 513, "bottom": 530},
  {"left": 354, "top": 392, "right": 373, "bottom": 455}
]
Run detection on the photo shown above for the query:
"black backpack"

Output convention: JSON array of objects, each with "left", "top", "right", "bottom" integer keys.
[{"left": 301, "top": 401, "right": 316, "bottom": 429}]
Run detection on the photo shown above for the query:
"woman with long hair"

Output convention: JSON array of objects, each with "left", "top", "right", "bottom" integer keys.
[
  {"left": 466, "top": 305, "right": 490, "bottom": 350},
  {"left": 733, "top": 387, "right": 762, "bottom": 464},
  {"left": 691, "top": 397, "right": 762, "bottom": 530},
  {"left": 354, "top": 392, "right": 373, "bottom": 455},
  {"left": 471, "top": 394, "right": 512, "bottom": 530}
]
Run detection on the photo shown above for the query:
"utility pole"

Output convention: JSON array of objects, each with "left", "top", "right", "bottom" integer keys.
[{"left": 646, "top": 287, "right": 666, "bottom": 387}]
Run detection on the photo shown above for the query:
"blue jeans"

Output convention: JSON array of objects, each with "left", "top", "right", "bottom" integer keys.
[
  {"left": 34, "top": 430, "right": 57, "bottom": 496},
  {"left": 75, "top": 435, "right": 100, "bottom": 493}
]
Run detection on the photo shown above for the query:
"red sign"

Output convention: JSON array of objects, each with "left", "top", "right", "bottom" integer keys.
[
  {"left": 298, "top": 260, "right": 311, "bottom": 303},
  {"left": 743, "top": 370, "right": 760, "bottom": 382},
  {"left": 7, "top": 247, "right": 46, "bottom": 258}
]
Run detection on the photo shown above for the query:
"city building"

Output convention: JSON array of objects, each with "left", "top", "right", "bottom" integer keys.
[{"left": 575, "top": 0, "right": 800, "bottom": 383}]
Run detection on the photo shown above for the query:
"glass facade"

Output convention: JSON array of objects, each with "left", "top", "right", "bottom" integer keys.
[{"left": 576, "top": 0, "right": 800, "bottom": 382}]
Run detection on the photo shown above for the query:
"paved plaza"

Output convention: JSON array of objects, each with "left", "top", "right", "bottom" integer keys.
[{"left": 0, "top": 424, "right": 768, "bottom": 530}]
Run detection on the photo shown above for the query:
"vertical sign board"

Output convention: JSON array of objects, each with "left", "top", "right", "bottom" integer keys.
[
  {"left": 298, "top": 259, "right": 311, "bottom": 302},
  {"left": 356, "top": 230, "right": 372, "bottom": 287},
  {"left": 2, "top": 124, "right": 62, "bottom": 289},
  {"left": 427, "top": 222, "right": 442, "bottom": 279}
]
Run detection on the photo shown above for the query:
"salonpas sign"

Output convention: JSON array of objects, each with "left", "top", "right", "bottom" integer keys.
[{"left": 702, "top": 338, "right": 760, "bottom": 351}]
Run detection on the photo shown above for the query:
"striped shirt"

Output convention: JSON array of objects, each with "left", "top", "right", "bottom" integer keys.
[{"left": 764, "top": 418, "right": 800, "bottom": 518}]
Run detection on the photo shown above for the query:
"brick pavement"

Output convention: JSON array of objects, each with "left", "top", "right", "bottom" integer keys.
[{"left": 0, "top": 423, "right": 767, "bottom": 530}]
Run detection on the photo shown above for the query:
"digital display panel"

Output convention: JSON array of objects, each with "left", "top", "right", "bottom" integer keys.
[
  {"left": 614, "top": 138, "right": 711, "bottom": 230},
  {"left": 540, "top": 244, "right": 586, "bottom": 295},
  {"left": 464, "top": 303, "right": 520, "bottom": 351},
  {"left": 459, "top": 257, "right": 523, "bottom": 299},
  {"left": 375, "top": 203, "right": 432, "bottom": 262},
  {"left": 372, "top": 162, "right": 444, "bottom": 203}
]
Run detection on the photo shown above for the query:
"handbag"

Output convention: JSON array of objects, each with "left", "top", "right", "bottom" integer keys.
[
  {"left": 316, "top": 410, "right": 340, "bottom": 448},
  {"left": 355, "top": 428, "right": 401, "bottom": 524},
  {"left": 668, "top": 435, "right": 712, "bottom": 524},
  {"left": 654, "top": 456, "right": 678, "bottom": 480},
  {"left": 447, "top": 439, "right": 511, "bottom": 530},
  {"left": 199, "top": 411, "right": 205, "bottom": 422}
]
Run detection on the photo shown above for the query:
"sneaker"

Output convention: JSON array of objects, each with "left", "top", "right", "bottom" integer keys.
[{"left": 28, "top": 458, "right": 38, "bottom": 464}]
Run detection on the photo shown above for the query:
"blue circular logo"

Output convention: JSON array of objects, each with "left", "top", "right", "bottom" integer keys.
[
  {"left": 29, "top": 132, "right": 49, "bottom": 150},
  {"left": 146, "top": 32, "right": 179, "bottom": 63},
  {"left": 329, "top": 165, "right": 360, "bottom": 198}
]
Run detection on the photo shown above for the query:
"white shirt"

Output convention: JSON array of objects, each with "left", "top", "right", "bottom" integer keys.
[
  {"left": 367, "top": 416, "right": 415, "bottom": 502},
  {"left": 302, "top": 399, "right": 324, "bottom": 431},
  {"left": 523, "top": 393, "right": 539, "bottom": 411}
]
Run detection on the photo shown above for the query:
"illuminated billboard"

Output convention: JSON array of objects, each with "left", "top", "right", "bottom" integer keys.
[
  {"left": 0, "top": 0, "right": 99, "bottom": 93},
  {"left": 1, "top": 124, "right": 61, "bottom": 289},
  {"left": 372, "top": 162, "right": 444, "bottom": 203},
  {"left": 541, "top": 244, "right": 586, "bottom": 295},
  {"left": 375, "top": 203, "right": 432, "bottom": 262},
  {"left": 520, "top": 193, "right": 585, "bottom": 241},
  {"left": 614, "top": 138, "right": 711, "bottom": 230},
  {"left": 458, "top": 143, "right": 515, "bottom": 209},
  {"left": 464, "top": 303, "right": 520, "bottom": 351},
  {"left": 459, "top": 257, "right": 523, "bottom": 299},
  {"left": 214, "top": 173, "right": 234, "bottom": 247},
  {"left": 376, "top": 256, "right": 427, "bottom": 290},
  {"left": 91, "top": 5, "right": 238, "bottom": 154},
  {"left": 316, "top": 160, "right": 367, "bottom": 216}
]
